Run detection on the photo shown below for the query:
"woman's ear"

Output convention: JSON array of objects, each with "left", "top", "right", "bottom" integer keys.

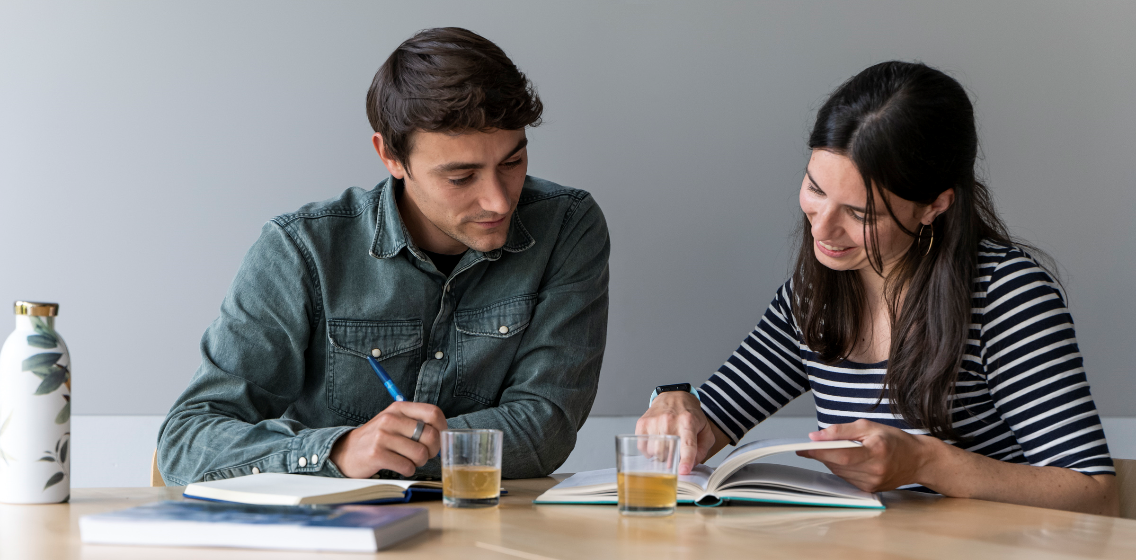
[{"left": 923, "top": 188, "right": 955, "bottom": 225}]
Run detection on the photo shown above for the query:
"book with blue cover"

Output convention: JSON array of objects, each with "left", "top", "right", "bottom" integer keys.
[{"left": 79, "top": 500, "right": 429, "bottom": 552}]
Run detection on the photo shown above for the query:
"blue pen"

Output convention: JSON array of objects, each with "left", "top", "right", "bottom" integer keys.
[{"left": 367, "top": 355, "right": 406, "bottom": 402}]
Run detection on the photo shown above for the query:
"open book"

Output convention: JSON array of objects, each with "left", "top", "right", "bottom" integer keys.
[
  {"left": 535, "top": 438, "right": 884, "bottom": 509},
  {"left": 184, "top": 473, "right": 443, "bottom": 505}
]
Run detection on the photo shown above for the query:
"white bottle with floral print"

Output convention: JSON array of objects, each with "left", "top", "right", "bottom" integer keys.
[{"left": 0, "top": 301, "right": 70, "bottom": 503}]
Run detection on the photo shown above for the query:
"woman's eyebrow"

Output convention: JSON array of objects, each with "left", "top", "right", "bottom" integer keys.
[{"left": 806, "top": 168, "right": 867, "bottom": 213}]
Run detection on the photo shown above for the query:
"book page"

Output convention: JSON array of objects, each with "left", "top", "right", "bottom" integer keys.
[
  {"left": 548, "top": 468, "right": 618, "bottom": 491},
  {"left": 716, "top": 463, "right": 874, "bottom": 499},
  {"left": 708, "top": 439, "right": 861, "bottom": 491},
  {"left": 536, "top": 465, "right": 714, "bottom": 501}
]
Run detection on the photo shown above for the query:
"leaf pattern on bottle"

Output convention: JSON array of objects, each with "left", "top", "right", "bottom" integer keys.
[
  {"left": 22, "top": 352, "right": 61, "bottom": 371},
  {"left": 0, "top": 411, "right": 14, "bottom": 466},
  {"left": 22, "top": 351, "right": 70, "bottom": 398},
  {"left": 43, "top": 472, "right": 64, "bottom": 490},
  {"left": 55, "top": 395, "right": 71, "bottom": 425},
  {"left": 26, "top": 334, "right": 57, "bottom": 349},
  {"left": 38, "top": 432, "right": 70, "bottom": 491},
  {"left": 32, "top": 365, "right": 69, "bottom": 395},
  {"left": 28, "top": 317, "right": 58, "bottom": 346}
]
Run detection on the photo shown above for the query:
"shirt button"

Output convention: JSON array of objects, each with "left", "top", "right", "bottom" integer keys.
[
  {"left": 434, "top": 351, "right": 444, "bottom": 360},
  {"left": 311, "top": 454, "right": 319, "bottom": 464},
  {"left": 251, "top": 467, "right": 260, "bottom": 475},
  {"left": 371, "top": 348, "right": 381, "bottom": 358},
  {"left": 446, "top": 284, "right": 452, "bottom": 292},
  {"left": 298, "top": 456, "right": 307, "bottom": 468},
  {"left": 498, "top": 325, "right": 509, "bottom": 334}
]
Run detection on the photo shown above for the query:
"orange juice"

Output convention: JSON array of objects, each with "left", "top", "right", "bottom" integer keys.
[
  {"left": 617, "top": 471, "right": 678, "bottom": 510},
  {"left": 442, "top": 465, "right": 501, "bottom": 501}
]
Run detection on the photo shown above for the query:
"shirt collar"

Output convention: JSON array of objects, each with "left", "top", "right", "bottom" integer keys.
[{"left": 369, "top": 177, "right": 536, "bottom": 262}]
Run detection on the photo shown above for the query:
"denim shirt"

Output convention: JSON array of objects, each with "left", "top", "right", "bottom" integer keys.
[{"left": 157, "top": 176, "right": 609, "bottom": 485}]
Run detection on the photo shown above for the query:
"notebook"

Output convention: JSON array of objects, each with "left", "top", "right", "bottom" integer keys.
[
  {"left": 535, "top": 438, "right": 884, "bottom": 509},
  {"left": 79, "top": 500, "right": 428, "bottom": 552},
  {"left": 183, "top": 472, "right": 443, "bottom": 505}
]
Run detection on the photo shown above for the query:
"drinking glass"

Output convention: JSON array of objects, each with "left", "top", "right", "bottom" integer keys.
[
  {"left": 615, "top": 434, "right": 680, "bottom": 516},
  {"left": 440, "top": 429, "right": 503, "bottom": 508}
]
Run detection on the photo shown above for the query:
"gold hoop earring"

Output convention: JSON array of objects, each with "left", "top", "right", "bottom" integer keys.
[{"left": 920, "top": 223, "right": 934, "bottom": 256}]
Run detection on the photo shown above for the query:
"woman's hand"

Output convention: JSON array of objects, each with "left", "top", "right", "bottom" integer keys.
[
  {"left": 796, "top": 419, "right": 936, "bottom": 492},
  {"left": 635, "top": 391, "right": 720, "bottom": 475}
]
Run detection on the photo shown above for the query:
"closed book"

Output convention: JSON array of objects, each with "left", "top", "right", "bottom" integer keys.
[
  {"left": 79, "top": 500, "right": 429, "bottom": 552},
  {"left": 183, "top": 472, "right": 443, "bottom": 505},
  {"left": 535, "top": 438, "right": 884, "bottom": 509}
]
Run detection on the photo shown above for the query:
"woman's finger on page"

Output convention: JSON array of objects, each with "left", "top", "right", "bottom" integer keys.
[
  {"left": 696, "top": 423, "right": 715, "bottom": 464},
  {"left": 675, "top": 417, "right": 700, "bottom": 475},
  {"left": 802, "top": 447, "right": 863, "bottom": 467}
]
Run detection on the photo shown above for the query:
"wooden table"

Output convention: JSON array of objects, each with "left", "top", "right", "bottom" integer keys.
[{"left": 2, "top": 478, "right": 1135, "bottom": 559}]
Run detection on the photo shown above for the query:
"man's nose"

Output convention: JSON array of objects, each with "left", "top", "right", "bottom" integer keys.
[{"left": 480, "top": 175, "right": 512, "bottom": 216}]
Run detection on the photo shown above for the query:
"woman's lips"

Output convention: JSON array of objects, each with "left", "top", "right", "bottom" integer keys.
[{"left": 816, "top": 239, "right": 855, "bottom": 258}]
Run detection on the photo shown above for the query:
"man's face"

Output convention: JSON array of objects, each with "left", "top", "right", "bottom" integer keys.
[{"left": 378, "top": 129, "right": 528, "bottom": 254}]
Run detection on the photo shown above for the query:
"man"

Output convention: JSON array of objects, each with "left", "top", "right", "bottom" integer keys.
[{"left": 157, "top": 27, "right": 609, "bottom": 484}]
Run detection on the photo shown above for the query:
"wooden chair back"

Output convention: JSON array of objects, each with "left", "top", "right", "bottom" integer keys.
[
  {"left": 150, "top": 448, "right": 165, "bottom": 487},
  {"left": 1116, "top": 458, "right": 1136, "bottom": 520}
]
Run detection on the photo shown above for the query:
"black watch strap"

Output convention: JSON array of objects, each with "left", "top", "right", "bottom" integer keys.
[{"left": 655, "top": 383, "right": 692, "bottom": 394}]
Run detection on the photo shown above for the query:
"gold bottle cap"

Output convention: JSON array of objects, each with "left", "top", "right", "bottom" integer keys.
[{"left": 14, "top": 301, "right": 59, "bottom": 317}]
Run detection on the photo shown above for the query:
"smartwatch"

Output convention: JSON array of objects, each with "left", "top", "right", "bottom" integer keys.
[{"left": 648, "top": 383, "right": 699, "bottom": 407}]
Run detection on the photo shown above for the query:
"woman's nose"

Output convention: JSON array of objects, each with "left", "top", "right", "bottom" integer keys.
[{"left": 810, "top": 205, "right": 841, "bottom": 241}]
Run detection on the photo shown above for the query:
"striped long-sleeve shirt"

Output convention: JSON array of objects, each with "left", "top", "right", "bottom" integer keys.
[{"left": 699, "top": 241, "right": 1114, "bottom": 481}]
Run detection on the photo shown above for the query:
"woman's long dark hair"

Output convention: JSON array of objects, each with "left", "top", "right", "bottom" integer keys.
[{"left": 793, "top": 61, "right": 1037, "bottom": 440}]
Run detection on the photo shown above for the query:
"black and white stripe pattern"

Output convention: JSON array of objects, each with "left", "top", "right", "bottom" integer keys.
[{"left": 700, "top": 241, "right": 1114, "bottom": 481}]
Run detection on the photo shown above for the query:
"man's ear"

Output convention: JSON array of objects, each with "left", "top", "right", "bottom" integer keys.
[
  {"left": 372, "top": 133, "right": 407, "bottom": 180},
  {"left": 923, "top": 188, "right": 955, "bottom": 225}
]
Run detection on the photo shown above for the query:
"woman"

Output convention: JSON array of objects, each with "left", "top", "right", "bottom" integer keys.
[{"left": 637, "top": 61, "right": 1118, "bottom": 515}]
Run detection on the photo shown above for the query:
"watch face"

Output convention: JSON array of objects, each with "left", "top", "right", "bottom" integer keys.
[{"left": 657, "top": 383, "right": 692, "bottom": 394}]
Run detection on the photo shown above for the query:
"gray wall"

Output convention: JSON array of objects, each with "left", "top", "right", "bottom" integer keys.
[{"left": 1, "top": 1, "right": 1133, "bottom": 418}]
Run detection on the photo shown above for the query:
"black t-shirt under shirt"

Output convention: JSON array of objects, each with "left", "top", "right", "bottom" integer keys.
[{"left": 422, "top": 249, "right": 466, "bottom": 277}]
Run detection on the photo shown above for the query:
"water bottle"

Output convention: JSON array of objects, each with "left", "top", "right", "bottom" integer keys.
[{"left": 0, "top": 301, "right": 70, "bottom": 503}]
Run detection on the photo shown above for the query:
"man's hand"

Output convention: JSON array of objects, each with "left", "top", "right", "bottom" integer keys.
[
  {"left": 796, "top": 419, "right": 937, "bottom": 492},
  {"left": 330, "top": 402, "right": 447, "bottom": 478},
  {"left": 634, "top": 391, "right": 717, "bottom": 475}
]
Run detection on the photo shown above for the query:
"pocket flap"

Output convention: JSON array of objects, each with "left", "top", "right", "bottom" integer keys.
[
  {"left": 454, "top": 294, "right": 537, "bottom": 338},
  {"left": 327, "top": 319, "right": 422, "bottom": 360}
]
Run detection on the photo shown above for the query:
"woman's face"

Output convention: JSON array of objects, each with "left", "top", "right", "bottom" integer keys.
[{"left": 799, "top": 150, "right": 930, "bottom": 276}]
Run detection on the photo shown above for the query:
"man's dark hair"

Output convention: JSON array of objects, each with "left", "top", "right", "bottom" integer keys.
[{"left": 366, "top": 27, "right": 543, "bottom": 171}]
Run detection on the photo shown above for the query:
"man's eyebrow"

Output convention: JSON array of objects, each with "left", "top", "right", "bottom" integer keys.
[
  {"left": 806, "top": 168, "right": 866, "bottom": 214},
  {"left": 502, "top": 137, "right": 528, "bottom": 161},
  {"left": 433, "top": 137, "right": 529, "bottom": 174}
]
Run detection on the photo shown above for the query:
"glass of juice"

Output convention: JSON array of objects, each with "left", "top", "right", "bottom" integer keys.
[
  {"left": 440, "top": 429, "right": 503, "bottom": 508},
  {"left": 615, "top": 434, "right": 680, "bottom": 516}
]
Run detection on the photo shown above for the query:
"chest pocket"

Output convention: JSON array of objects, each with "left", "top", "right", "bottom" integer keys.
[
  {"left": 453, "top": 294, "right": 537, "bottom": 406},
  {"left": 326, "top": 319, "right": 422, "bottom": 424}
]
